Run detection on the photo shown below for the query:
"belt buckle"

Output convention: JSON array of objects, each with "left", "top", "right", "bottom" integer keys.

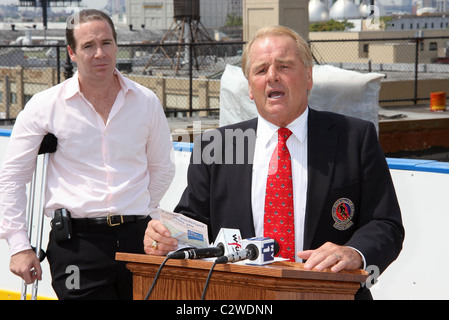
[{"left": 107, "top": 215, "right": 123, "bottom": 227}]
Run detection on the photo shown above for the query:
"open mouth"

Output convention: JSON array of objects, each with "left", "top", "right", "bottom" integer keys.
[{"left": 268, "top": 90, "right": 285, "bottom": 99}]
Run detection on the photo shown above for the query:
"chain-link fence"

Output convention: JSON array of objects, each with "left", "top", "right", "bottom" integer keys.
[
  {"left": 122, "top": 41, "right": 244, "bottom": 117},
  {"left": 3, "top": 36, "right": 449, "bottom": 123},
  {"left": 310, "top": 36, "right": 449, "bottom": 106},
  {"left": 0, "top": 44, "right": 68, "bottom": 122},
  {"left": 0, "top": 41, "right": 244, "bottom": 123}
]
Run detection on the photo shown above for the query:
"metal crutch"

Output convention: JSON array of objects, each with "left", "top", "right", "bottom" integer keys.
[{"left": 20, "top": 133, "right": 57, "bottom": 300}]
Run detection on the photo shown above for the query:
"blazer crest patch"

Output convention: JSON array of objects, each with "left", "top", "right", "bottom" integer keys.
[{"left": 332, "top": 198, "right": 355, "bottom": 230}]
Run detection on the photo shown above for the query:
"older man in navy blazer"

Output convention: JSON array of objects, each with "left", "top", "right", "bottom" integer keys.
[{"left": 144, "top": 26, "right": 404, "bottom": 299}]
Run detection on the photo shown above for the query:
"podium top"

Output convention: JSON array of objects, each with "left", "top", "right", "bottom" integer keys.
[{"left": 116, "top": 252, "right": 369, "bottom": 284}]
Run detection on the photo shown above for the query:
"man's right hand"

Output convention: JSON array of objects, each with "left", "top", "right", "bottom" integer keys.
[
  {"left": 144, "top": 219, "right": 178, "bottom": 255},
  {"left": 10, "top": 249, "right": 42, "bottom": 284}
]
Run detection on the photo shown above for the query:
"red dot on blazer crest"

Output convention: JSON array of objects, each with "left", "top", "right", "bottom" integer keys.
[{"left": 332, "top": 198, "right": 355, "bottom": 230}]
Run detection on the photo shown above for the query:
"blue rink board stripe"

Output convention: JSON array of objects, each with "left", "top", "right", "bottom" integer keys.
[
  {"left": 0, "top": 129, "right": 12, "bottom": 137},
  {"left": 386, "top": 157, "right": 449, "bottom": 174},
  {"left": 2, "top": 129, "right": 449, "bottom": 174}
]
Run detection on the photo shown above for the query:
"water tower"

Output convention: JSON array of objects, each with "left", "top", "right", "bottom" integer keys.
[
  {"left": 174, "top": 0, "right": 200, "bottom": 20},
  {"left": 143, "top": 0, "right": 213, "bottom": 75}
]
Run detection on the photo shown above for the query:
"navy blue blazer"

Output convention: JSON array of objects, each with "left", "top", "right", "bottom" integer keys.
[{"left": 175, "top": 108, "right": 404, "bottom": 299}]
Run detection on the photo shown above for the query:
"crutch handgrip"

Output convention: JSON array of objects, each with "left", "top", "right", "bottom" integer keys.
[{"left": 38, "top": 133, "right": 57, "bottom": 155}]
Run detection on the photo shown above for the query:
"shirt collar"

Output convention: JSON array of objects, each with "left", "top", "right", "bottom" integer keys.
[
  {"left": 63, "top": 68, "right": 135, "bottom": 100},
  {"left": 257, "top": 107, "right": 309, "bottom": 146},
  {"left": 63, "top": 70, "right": 80, "bottom": 100}
]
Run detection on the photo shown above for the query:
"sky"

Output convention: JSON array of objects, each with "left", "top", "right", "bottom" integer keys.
[{"left": 0, "top": 0, "right": 107, "bottom": 9}]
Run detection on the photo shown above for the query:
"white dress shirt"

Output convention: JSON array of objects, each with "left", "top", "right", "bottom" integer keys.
[
  {"left": 0, "top": 69, "right": 175, "bottom": 256},
  {"left": 251, "top": 108, "right": 308, "bottom": 261}
]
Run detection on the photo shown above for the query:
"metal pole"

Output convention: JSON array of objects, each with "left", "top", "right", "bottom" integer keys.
[
  {"left": 64, "top": 47, "right": 74, "bottom": 80},
  {"left": 188, "top": 19, "right": 193, "bottom": 117},
  {"left": 42, "top": 0, "right": 47, "bottom": 42},
  {"left": 56, "top": 46, "right": 61, "bottom": 83},
  {"left": 414, "top": 36, "right": 420, "bottom": 105},
  {"left": 20, "top": 161, "right": 38, "bottom": 300},
  {"left": 31, "top": 153, "right": 50, "bottom": 300},
  {"left": 5, "top": 76, "right": 10, "bottom": 119}
]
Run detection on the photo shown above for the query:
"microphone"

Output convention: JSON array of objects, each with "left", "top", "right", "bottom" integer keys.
[
  {"left": 216, "top": 237, "right": 280, "bottom": 265},
  {"left": 212, "top": 228, "right": 242, "bottom": 256},
  {"left": 167, "top": 246, "right": 224, "bottom": 259},
  {"left": 167, "top": 228, "right": 242, "bottom": 260},
  {"left": 215, "top": 247, "right": 254, "bottom": 264}
]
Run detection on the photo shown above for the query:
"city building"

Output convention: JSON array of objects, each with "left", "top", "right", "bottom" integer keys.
[{"left": 387, "top": 13, "right": 449, "bottom": 31}]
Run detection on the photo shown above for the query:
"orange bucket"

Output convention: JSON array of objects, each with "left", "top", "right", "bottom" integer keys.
[{"left": 430, "top": 91, "right": 446, "bottom": 111}]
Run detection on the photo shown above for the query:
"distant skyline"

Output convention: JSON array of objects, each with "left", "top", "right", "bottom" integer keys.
[{"left": 0, "top": 0, "right": 107, "bottom": 9}]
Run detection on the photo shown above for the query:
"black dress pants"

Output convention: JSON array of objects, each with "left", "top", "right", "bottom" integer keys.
[{"left": 46, "top": 216, "right": 150, "bottom": 300}]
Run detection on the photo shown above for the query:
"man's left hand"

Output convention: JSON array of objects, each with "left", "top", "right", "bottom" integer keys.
[{"left": 297, "top": 242, "right": 363, "bottom": 272}]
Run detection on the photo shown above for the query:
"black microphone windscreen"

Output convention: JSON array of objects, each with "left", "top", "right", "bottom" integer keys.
[{"left": 273, "top": 240, "right": 280, "bottom": 255}]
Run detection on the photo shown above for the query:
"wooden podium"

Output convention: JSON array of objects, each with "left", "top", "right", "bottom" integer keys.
[{"left": 116, "top": 253, "right": 368, "bottom": 300}]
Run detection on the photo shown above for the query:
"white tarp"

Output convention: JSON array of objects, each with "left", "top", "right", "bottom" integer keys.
[{"left": 219, "top": 64, "right": 384, "bottom": 132}]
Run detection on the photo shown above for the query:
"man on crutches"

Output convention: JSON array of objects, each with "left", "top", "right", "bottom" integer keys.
[{"left": 0, "top": 9, "right": 175, "bottom": 300}]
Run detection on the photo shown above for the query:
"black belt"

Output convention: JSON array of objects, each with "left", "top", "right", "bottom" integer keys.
[{"left": 72, "top": 215, "right": 148, "bottom": 227}]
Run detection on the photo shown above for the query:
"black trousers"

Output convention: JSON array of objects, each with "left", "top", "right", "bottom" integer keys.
[{"left": 46, "top": 216, "right": 150, "bottom": 300}]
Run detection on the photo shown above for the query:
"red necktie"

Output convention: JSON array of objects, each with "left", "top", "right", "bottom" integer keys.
[{"left": 264, "top": 128, "right": 295, "bottom": 261}]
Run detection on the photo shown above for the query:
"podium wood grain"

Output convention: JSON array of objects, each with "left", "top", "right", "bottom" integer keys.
[{"left": 116, "top": 253, "right": 368, "bottom": 300}]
